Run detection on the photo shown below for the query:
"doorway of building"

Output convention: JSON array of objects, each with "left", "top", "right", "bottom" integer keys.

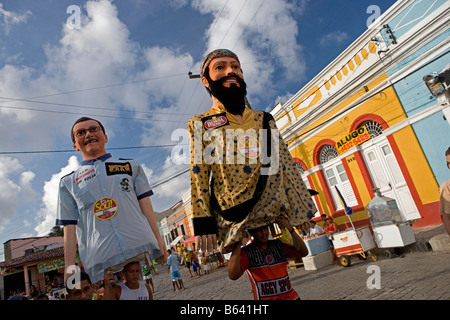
[
  {"left": 362, "top": 138, "right": 420, "bottom": 221},
  {"left": 3, "top": 269, "right": 31, "bottom": 299}
]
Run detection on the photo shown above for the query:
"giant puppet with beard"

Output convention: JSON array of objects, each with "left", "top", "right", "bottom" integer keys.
[{"left": 187, "top": 49, "right": 317, "bottom": 253}]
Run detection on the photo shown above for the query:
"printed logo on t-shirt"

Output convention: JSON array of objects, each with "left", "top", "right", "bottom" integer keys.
[
  {"left": 120, "top": 178, "right": 131, "bottom": 192},
  {"left": 237, "top": 134, "right": 260, "bottom": 159},
  {"left": 201, "top": 112, "right": 229, "bottom": 130},
  {"left": 93, "top": 197, "right": 118, "bottom": 220},
  {"left": 105, "top": 162, "right": 132, "bottom": 176},
  {"left": 257, "top": 275, "right": 293, "bottom": 298},
  {"left": 73, "top": 168, "right": 96, "bottom": 188},
  {"left": 265, "top": 254, "right": 274, "bottom": 264}
]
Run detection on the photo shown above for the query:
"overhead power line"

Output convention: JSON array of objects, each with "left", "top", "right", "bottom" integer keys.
[
  {"left": 2, "top": 72, "right": 186, "bottom": 101},
  {"left": 3, "top": 49, "right": 448, "bottom": 156},
  {"left": 0, "top": 95, "right": 198, "bottom": 117},
  {"left": 0, "top": 103, "right": 194, "bottom": 122},
  {"left": 150, "top": 167, "right": 190, "bottom": 189},
  {"left": 0, "top": 143, "right": 187, "bottom": 155}
]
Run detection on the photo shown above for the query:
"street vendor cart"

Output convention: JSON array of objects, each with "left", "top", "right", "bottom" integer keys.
[
  {"left": 367, "top": 189, "right": 416, "bottom": 258},
  {"left": 332, "top": 226, "right": 377, "bottom": 267},
  {"left": 331, "top": 186, "right": 377, "bottom": 267}
]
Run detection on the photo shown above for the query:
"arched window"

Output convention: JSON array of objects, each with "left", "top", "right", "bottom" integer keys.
[
  {"left": 294, "top": 162, "right": 305, "bottom": 175},
  {"left": 363, "top": 120, "right": 384, "bottom": 138},
  {"left": 319, "top": 144, "right": 339, "bottom": 164}
]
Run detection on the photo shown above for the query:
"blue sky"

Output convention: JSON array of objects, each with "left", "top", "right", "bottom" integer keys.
[{"left": 0, "top": 0, "right": 396, "bottom": 259}]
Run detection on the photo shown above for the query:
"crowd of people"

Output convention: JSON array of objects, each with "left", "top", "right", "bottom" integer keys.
[
  {"left": 169, "top": 243, "right": 225, "bottom": 281},
  {"left": 7, "top": 273, "right": 69, "bottom": 300},
  {"left": 294, "top": 214, "right": 337, "bottom": 238},
  {"left": 7, "top": 244, "right": 227, "bottom": 300},
  {"left": 292, "top": 214, "right": 340, "bottom": 266},
  {"left": 149, "top": 243, "right": 224, "bottom": 297}
]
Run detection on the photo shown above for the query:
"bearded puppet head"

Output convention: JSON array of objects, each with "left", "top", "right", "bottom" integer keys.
[{"left": 200, "top": 49, "right": 248, "bottom": 115}]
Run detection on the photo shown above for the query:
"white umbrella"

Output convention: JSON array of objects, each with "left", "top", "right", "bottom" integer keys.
[{"left": 170, "top": 235, "right": 184, "bottom": 247}]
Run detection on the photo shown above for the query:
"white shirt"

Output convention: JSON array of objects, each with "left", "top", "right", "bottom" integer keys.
[
  {"left": 119, "top": 282, "right": 149, "bottom": 300},
  {"left": 56, "top": 153, "right": 161, "bottom": 283},
  {"left": 310, "top": 224, "right": 324, "bottom": 235}
]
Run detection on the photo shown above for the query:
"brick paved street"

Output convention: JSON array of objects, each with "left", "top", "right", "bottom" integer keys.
[
  {"left": 152, "top": 250, "right": 450, "bottom": 300},
  {"left": 292, "top": 251, "right": 450, "bottom": 300}
]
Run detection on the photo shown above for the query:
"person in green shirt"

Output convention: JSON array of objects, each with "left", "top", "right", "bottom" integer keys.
[{"left": 142, "top": 263, "right": 154, "bottom": 293}]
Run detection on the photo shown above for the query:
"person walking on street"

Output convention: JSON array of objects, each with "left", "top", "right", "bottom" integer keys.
[
  {"left": 142, "top": 263, "right": 154, "bottom": 293},
  {"left": 439, "top": 146, "right": 450, "bottom": 235},
  {"left": 167, "top": 249, "right": 185, "bottom": 292},
  {"left": 182, "top": 247, "right": 193, "bottom": 277},
  {"left": 324, "top": 216, "right": 340, "bottom": 266},
  {"left": 228, "top": 216, "right": 308, "bottom": 300},
  {"left": 191, "top": 250, "right": 201, "bottom": 276}
]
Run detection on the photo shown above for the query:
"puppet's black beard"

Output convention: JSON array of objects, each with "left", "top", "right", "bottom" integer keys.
[{"left": 207, "top": 75, "right": 247, "bottom": 115}]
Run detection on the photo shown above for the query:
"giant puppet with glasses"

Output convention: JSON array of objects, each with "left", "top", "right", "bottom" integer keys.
[{"left": 56, "top": 117, "right": 167, "bottom": 285}]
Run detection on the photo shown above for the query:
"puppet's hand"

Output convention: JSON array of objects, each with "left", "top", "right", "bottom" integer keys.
[
  {"left": 155, "top": 237, "right": 168, "bottom": 264},
  {"left": 196, "top": 234, "right": 217, "bottom": 252},
  {"left": 276, "top": 215, "right": 293, "bottom": 232}
]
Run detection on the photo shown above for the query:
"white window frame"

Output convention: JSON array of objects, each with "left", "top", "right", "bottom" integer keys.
[{"left": 320, "top": 145, "right": 358, "bottom": 210}]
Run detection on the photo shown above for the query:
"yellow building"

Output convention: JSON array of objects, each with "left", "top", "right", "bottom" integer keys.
[{"left": 271, "top": 0, "right": 449, "bottom": 230}]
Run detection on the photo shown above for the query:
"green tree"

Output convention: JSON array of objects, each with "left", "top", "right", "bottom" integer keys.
[{"left": 48, "top": 226, "right": 64, "bottom": 237}]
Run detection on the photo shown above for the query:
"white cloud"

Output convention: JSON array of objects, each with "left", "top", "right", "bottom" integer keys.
[
  {"left": 274, "top": 91, "right": 295, "bottom": 106},
  {"left": 0, "top": 3, "right": 31, "bottom": 35},
  {"left": 319, "top": 31, "right": 350, "bottom": 48},
  {"left": 0, "top": 0, "right": 197, "bottom": 233},
  {"left": 137, "top": 46, "right": 194, "bottom": 112},
  {"left": 169, "top": 0, "right": 189, "bottom": 10},
  {"left": 0, "top": 0, "right": 196, "bottom": 163},
  {"left": 19, "top": 171, "right": 36, "bottom": 202},
  {"left": 0, "top": 158, "right": 21, "bottom": 226},
  {"left": 41, "top": 0, "right": 139, "bottom": 109},
  {"left": 0, "top": 0, "right": 306, "bottom": 149},
  {"left": 0, "top": 0, "right": 309, "bottom": 230},
  {"left": 142, "top": 157, "right": 190, "bottom": 212},
  {"left": 191, "top": 0, "right": 307, "bottom": 94},
  {"left": 13, "top": 0, "right": 196, "bottom": 146},
  {"left": 0, "top": 156, "right": 36, "bottom": 232},
  {"left": 34, "top": 156, "right": 80, "bottom": 236}
]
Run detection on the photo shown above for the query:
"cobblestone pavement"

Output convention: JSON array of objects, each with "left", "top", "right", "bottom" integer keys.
[
  {"left": 292, "top": 251, "right": 450, "bottom": 300},
  {"left": 152, "top": 251, "right": 450, "bottom": 300}
]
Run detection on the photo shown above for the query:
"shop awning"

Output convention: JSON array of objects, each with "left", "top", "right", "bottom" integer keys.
[
  {"left": 170, "top": 235, "right": 184, "bottom": 247},
  {"left": 184, "top": 235, "right": 195, "bottom": 243}
]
